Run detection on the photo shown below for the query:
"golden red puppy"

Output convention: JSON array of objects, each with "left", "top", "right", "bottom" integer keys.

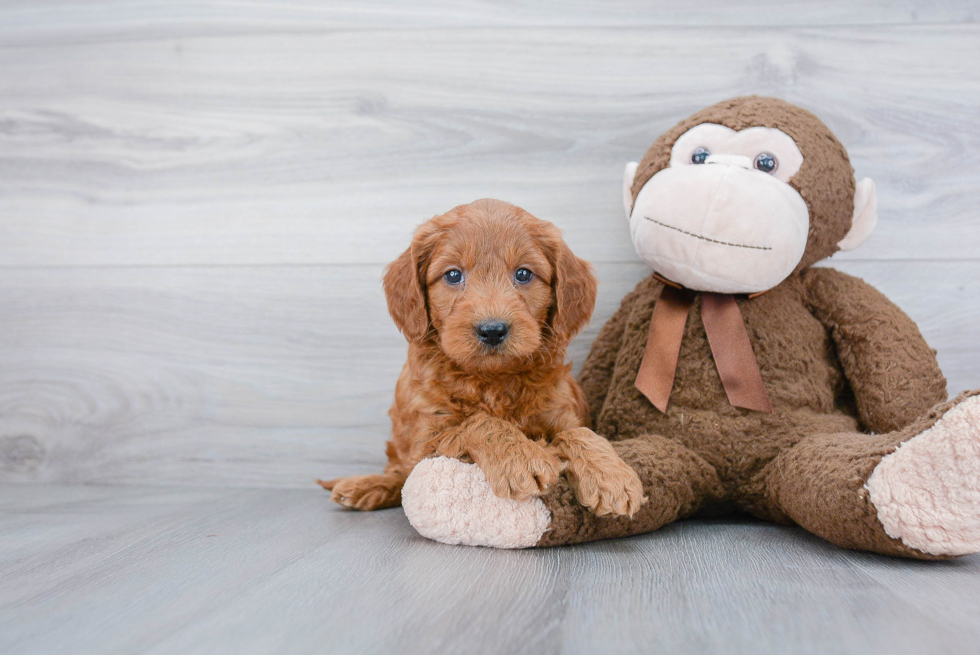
[{"left": 319, "top": 199, "right": 645, "bottom": 517}]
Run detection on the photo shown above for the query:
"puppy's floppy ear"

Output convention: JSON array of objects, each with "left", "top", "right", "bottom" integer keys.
[
  {"left": 549, "top": 232, "right": 597, "bottom": 342},
  {"left": 383, "top": 223, "right": 438, "bottom": 342}
]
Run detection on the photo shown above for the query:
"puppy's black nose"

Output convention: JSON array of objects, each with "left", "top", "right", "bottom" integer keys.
[{"left": 475, "top": 321, "right": 510, "bottom": 347}]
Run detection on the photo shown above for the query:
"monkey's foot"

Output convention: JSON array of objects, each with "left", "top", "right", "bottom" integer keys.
[
  {"left": 867, "top": 394, "right": 980, "bottom": 556},
  {"left": 402, "top": 457, "right": 551, "bottom": 548}
]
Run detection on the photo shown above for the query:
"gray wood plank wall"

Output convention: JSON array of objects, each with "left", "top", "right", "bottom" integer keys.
[{"left": 1, "top": 1, "right": 978, "bottom": 487}]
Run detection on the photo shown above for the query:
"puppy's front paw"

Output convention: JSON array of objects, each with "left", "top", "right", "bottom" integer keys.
[
  {"left": 481, "top": 441, "right": 562, "bottom": 501},
  {"left": 568, "top": 456, "right": 646, "bottom": 518},
  {"left": 318, "top": 473, "right": 403, "bottom": 511}
]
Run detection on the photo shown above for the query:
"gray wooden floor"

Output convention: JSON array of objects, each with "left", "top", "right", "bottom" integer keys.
[
  {"left": 2, "top": 2, "right": 980, "bottom": 653},
  {"left": 1, "top": 485, "right": 978, "bottom": 655}
]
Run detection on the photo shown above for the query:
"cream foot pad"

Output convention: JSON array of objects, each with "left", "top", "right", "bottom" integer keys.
[
  {"left": 867, "top": 395, "right": 980, "bottom": 556},
  {"left": 402, "top": 456, "right": 551, "bottom": 549}
]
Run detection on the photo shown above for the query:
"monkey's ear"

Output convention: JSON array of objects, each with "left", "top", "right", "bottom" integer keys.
[
  {"left": 838, "top": 177, "right": 877, "bottom": 251},
  {"left": 622, "top": 161, "right": 639, "bottom": 221},
  {"left": 552, "top": 239, "right": 598, "bottom": 343},
  {"left": 383, "top": 241, "right": 430, "bottom": 342}
]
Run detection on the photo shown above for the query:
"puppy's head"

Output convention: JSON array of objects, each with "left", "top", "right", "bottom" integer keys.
[{"left": 383, "top": 199, "right": 596, "bottom": 373}]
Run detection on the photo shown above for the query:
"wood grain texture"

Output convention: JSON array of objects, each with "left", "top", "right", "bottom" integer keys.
[
  {"left": 1, "top": 5, "right": 978, "bottom": 652},
  {"left": 0, "top": 485, "right": 978, "bottom": 655},
  {"left": 0, "top": 0, "right": 976, "bottom": 41},
  {"left": 0, "top": 260, "right": 976, "bottom": 487},
  {"left": 1, "top": 23, "right": 979, "bottom": 267},
  {"left": 0, "top": 3, "right": 978, "bottom": 487}
]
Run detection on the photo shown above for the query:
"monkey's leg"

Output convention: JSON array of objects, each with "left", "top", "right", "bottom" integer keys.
[
  {"left": 402, "top": 435, "right": 724, "bottom": 548},
  {"left": 427, "top": 413, "right": 562, "bottom": 502},
  {"left": 763, "top": 391, "right": 980, "bottom": 559}
]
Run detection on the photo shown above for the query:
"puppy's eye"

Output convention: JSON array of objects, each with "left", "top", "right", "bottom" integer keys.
[
  {"left": 691, "top": 147, "right": 710, "bottom": 165},
  {"left": 754, "top": 153, "right": 777, "bottom": 174},
  {"left": 444, "top": 269, "right": 463, "bottom": 285},
  {"left": 514, "top": 268, "right": 533, "bottom": 284}
]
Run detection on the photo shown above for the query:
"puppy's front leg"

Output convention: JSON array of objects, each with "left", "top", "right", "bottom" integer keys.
[
  {"left": 430, "top": 414, "right": 562, "bottom": 501},
  {"left": 552, "top": 427, "right": 646, "bottom": 517}
]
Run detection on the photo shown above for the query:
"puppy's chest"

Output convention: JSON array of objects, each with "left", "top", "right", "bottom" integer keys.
[{"left": 445, "top": 383, "right": 559, "bottom": 435}]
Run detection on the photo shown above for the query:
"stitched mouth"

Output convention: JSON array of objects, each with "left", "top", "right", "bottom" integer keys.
[{"left": 644, "top": 217, "right": 772, "bottom": 251}]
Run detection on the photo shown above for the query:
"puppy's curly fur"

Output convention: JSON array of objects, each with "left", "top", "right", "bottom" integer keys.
[{"left": 320, "top": 199, "right": 645, "bottom": 517}]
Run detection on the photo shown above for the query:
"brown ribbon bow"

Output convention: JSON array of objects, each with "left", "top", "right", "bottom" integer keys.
[{"left": 634, "top": 276, "right": 773, "bottom": 414}]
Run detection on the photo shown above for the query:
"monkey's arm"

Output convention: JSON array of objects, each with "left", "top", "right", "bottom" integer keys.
[{"left": 801, "top": 267, "right": 947, "bottom": 433}]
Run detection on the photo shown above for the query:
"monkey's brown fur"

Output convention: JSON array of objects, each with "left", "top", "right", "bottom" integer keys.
[
  {"left": 321, "top": 199, "right": 644, "bottom": 517},
  {"left": 526, "top": 97, "right": 973, "bottom": 559}
]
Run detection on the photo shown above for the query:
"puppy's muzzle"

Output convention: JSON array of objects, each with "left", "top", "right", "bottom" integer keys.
[{"left": 475, "top": 321, "right": 510, "bottom": 348}]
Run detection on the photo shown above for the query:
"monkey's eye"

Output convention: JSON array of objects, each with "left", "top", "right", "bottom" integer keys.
[
  {"left": 444, "top": 269, "right": 463, "bottom": 285},
  {"left": 691, "top": 147, "right": 710, "bottom": 165},
  {"left": 514, "top": 268, "right": 533, "bottom": 284},
  {"left": 754, "top": 153, "right": 778, "bottom": 174}
]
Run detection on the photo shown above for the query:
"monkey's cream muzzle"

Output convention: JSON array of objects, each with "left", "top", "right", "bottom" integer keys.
[{"left": 629, "top": 161, "right": 810, "bottom": 295}]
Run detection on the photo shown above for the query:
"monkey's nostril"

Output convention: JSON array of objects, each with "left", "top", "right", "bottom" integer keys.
[{"left": 475, "top": 321, "right": 510, "bottom": 347}]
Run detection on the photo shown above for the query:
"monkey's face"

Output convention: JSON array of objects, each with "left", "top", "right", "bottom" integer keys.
[
  {"left": 627, "top": 123, "right": 811, "bottom": 294},
  {"left": 625, "top": 98, "right": 879, "bottom": 293}
]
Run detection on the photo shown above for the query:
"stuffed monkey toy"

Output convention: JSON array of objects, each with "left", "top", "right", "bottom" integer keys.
[{"left": 401, "top": 96, "right": 980, "bottom": 559}]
